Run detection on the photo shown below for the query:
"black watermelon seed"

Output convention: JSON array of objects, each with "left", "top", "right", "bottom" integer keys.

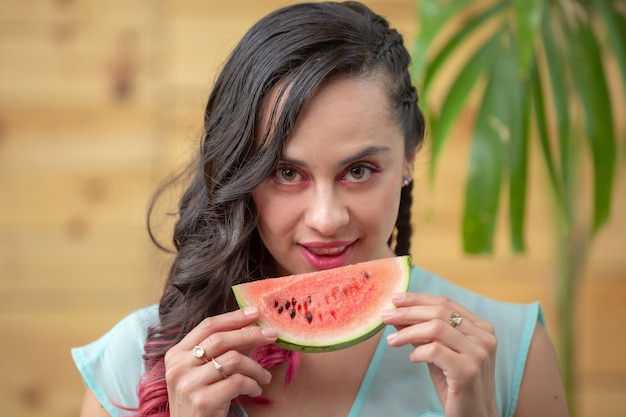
[
  {"left": 305, "top": 313, "right": 313, "bottom": 323},
  {"left": 285, "top": 300, "right": 291, "bottom": 309},
  {"left": 278, "top": 306, "right": 284, "bottom": 314},
  {"left": 290, "top": 309, "right": 296, "bottom": 319}
]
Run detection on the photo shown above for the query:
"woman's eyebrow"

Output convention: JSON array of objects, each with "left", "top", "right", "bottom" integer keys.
[
  {"left": 280, "top": 155, "right": 306, "bottom": 166},
  {"left": 280, "top": 145, "right": 392, "bottom": 167},
  {"left": 337, "top": 145, "right": 392, "bottom": 165}
]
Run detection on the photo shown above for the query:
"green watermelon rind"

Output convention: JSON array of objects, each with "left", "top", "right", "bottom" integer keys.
[
  {"left": 232, "top": 255, "right": 411, "bottom": 353},
  {"left": 273, "top": 321, "right": 388, "bottom": 353}
]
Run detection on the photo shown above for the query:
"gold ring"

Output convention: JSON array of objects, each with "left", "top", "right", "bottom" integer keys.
[
  {"left": 212, "top": 357, "right": 227, "bottom": 379},
  {"left": 449, "top": 311, "right": 463, "bottom": 327},
  {"left": 192, "top": 345, "right": 209, "bottom": 363}
]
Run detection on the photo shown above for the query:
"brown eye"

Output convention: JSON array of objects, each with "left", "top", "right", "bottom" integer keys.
[
  {"left": 280, "top": 167, "right": 297, "bottom": 180},
  {"left": 343, "top": 164, "right": 377, "bottom": 183},
  {"left": 350, "top": 166, "right": 367, "bottom": 179},
  {"left": 275, "top": 166, "right": 302, "bottom": 183}
]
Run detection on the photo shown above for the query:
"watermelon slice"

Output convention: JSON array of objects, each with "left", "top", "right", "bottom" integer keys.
[{"left": 232, "top": 255, "right": 411, "bottom": 352}]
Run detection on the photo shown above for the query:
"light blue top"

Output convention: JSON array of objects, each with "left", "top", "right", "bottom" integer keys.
[{"left": 72, "top": 265, "right": 544, "bottom": 417}]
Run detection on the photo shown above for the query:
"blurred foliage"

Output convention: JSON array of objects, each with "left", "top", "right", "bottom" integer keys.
[{"left": 412, "top": 0, "right": 625, "bottom": 414}]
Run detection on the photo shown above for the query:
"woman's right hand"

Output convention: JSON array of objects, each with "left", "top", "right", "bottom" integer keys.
[{"left": 164, "top": 306, "right": 278, "bottom": 417}]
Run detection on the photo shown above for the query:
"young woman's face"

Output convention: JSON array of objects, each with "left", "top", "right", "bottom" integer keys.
[{"left": 252, "top": 76, "right": 413, "bottom": 276}]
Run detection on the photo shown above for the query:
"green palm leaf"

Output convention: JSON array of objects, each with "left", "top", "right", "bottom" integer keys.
[
  {"left": 412, "top": 0, "right": 475, "bottom": 82},
  {"left": 418, "top": 1, "right": 506, "bottom": 98},
  {"left": 429, "top": 37, "right": 500, "bottom": 182},
  {"left": 595, "top": 0, "right": 626, "bottom": 94},
  {"left": 563, "top": 5, "right": 616, "bottom": 233},
  {"left": 513, "top": 0, "right": 542, "bottom": 78},
  {"left": 541, "top": 7, "right": 573, "bottom": 212},
  {"left": 463, "top": 35, "right": 518, "bottom": 254}
]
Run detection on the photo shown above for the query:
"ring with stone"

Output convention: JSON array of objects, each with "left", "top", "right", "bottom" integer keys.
[
  {"left": 192, "top": 345, "right": 209, "bottom": 363},
  {"left": 211, "top": 357, "right": 227, "bottom": 379},
  {"left": 449, "top": 311, "right": 463, "bottom": 327}
]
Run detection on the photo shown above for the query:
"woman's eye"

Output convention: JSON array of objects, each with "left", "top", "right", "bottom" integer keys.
[
  {"left": 275, "top": 166, "right": 302, "bottom": 183},
  {"left": 344, "top": 164, "right": 375, "bottom": 182}
]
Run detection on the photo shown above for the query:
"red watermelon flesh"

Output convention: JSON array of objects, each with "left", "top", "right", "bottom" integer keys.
[{"left": 232, "top": 256, "right": 411, "bottom": 352}]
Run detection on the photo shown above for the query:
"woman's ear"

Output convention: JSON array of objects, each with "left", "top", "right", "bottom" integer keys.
[{"left": 403, "top": 152, "right": 416, "bottom": 182}]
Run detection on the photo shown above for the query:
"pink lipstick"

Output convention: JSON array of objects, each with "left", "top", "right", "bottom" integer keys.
[{"left": 299, "top": 241, "right": 355, "bottom": 270}]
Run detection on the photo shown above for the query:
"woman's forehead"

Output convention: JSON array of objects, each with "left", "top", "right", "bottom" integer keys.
[
  {"left": 257, "top": 73, "right": 393, "bottom": 147},
  {"left": 279, "top": 76, "right": 403, "bottom": 163}
]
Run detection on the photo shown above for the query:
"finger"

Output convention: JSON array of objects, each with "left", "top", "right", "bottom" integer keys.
[
  {"left": 196, "top": 350, "right": 273, "bottom": 386},
  {"left": 166, "top": 350, "right": 273, "bottom": 412},
  {"left": 193, "top": 324, "right": 278, "bottom": 362},
  {"left": 389, "top": 292, "right": 478, "bottom": 320},
  {"left": 386, "top": 317, "right": 479, "bottom": 355},
  {"left": 182, "top": 373, "right": 265, "bottom": 412},
  {"left": 382, "top": 304, "right": 481, "bottom": 340},
  {"left": 407, "top": 340, "right": 468, "bottom": 380},
  {"left": 383, "top": 292, "right": 498, "bottom": 354},
  {"left": 384, "top": 306, "right": 497, "bottom": 362},
  {"left": 382, "top": 303, "right": 458, "bottom": 326},
  {"left": 409, "top": 340, "right": 493, "bottom": 393},
  {"left": 179, "top": 307, "right": 262, "bottom": 350},
  {"left": 212, "top": 372, "right": 266, "bottom": 399},
  {"left": 408, "top": 339, "right": 457, "bottom": 364},
  {"left": 389, "top": 292, "right": 493, "bottom": 333}
]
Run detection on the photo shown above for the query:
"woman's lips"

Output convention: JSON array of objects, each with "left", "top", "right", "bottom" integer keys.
[
  {"left": 306, "top": 246, "right": 347, "bottom": 255},
  {"left": 299, "top": 241, "right": 355, "bottom": 270}
]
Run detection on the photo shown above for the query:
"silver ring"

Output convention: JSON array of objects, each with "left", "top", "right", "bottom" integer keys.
[
  {"left": 449, "top": 311, "right": 463, "bottom": 327},
  {"left": 212, "top": 357, "right": 227, "bottom": 379}
]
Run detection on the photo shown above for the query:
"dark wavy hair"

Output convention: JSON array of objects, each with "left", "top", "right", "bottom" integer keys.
[{"left": 136, "top": 2, "right": 425, "bottom": 415}]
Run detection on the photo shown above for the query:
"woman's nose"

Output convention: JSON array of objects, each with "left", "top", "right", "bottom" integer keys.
[{"left": 304, "top": 185, "right": 349, "bottom": 236}]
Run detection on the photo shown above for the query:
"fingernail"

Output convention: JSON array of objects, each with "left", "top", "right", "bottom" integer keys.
[
  {"left": 263, "top": 370, "right": 272, "bottom": 384},
  {"left": 391, "top": 292, "right": 405, "bottom": 302},
  {"left": 261, "top": 328, "right": 278, "bottom": 338},
  {"left": 243, "top": 307, "right": 258, "bottom": 316},
  {"left": 381, "top": 309, "right": 395, "bottom": 319},
  {"left": 386, "top": 332, "right": 398, "bottom": 343}
]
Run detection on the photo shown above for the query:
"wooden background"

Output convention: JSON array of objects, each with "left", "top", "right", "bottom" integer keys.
[{"left": 0, "top": 1, "right": 624, "bottom": 416}]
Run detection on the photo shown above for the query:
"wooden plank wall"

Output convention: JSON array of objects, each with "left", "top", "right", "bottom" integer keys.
[{"left": 0, "top": 1, "right": 624, "bottom": 416}]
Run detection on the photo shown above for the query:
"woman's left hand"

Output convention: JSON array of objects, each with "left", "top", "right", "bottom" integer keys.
[{"left": 381, "top": 292, "right": 500, "bottom": 417}]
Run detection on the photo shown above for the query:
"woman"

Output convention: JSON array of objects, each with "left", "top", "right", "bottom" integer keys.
[{"left": 72, "top": 2, "right": 569, "bottom": 416}]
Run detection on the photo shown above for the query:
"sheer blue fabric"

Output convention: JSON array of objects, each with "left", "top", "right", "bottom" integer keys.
[
  {"left": 72, "top": 305, "right": 157, "bottom": 416},
  {"left": 72, "top": 265, "right": 543, "bottom": 417}
]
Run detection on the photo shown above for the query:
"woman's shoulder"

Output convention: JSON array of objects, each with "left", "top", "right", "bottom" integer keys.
[
  {"left": 108, "top": 305, "right": 160, "bottom": 338},
  {"left": 74, "top": 305, "right": 159, "bottom": 359},
  {"left": 71, "top": 305, "right": 159, "bottom": 416}
]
